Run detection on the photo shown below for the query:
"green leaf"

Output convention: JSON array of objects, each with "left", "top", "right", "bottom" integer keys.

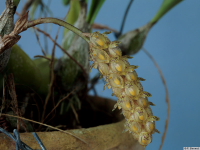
[
  {"left": 61, "top": 4, "right": 90, "bottom": 89},
  {"left": 119, "top": 23, "right": 153, "bottom": 55},
  {"left": 62, "top": 0, "right": 70, "bottom": 6},
  {"left": 13, "top": 0, "right": 20, "bottom": 7},
  {"left": 6, "top": 45, "right": 47, "bottom": 95},
  {"left": 30, "top": 0, "right": 53, "bottom": 19},
  {"left": 87, "top": 0, "right": 106, "bottom": 24},
  {"left": 151, "top": 0, "right": 184, "bottom": 24},
  {"left": 30, "top": 0, "right": 41, "bottom": 19},
  {"left": 64, "top": 0, "right": 81, "bottom": 35},
  {"left": 119, "top": 0, "right": 184, "bottom": 55},
  {"left": 33, "top": 57, "right": 52, "bottom": 95}
]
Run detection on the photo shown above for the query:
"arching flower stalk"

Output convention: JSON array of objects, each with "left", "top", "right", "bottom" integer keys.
[{"left": 87, "top": 31, "right": 160, "bottom": 147}]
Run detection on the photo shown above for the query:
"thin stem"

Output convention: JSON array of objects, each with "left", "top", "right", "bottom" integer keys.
[
  {"left": 34, "top": 55, "right": 51, "bottom": 61},
  {"left": 33, "top": 28, "right": 46, "bottom": 56},
  {"left": 1, "top": 113, "right": 88, "bottom": 144},
  {"left": 142, "top": 48, "right": 170, "bottom": 150},
  {"left": 115, "top": 0, "right": 134, "bottom": 38},
  {"left": 27, "top": 17, "right": 90, "bottom": 43},
  {"left": 43, "top": 88, "right": 76, "bottom": 124},
  {"left": 41, "top": 27, "right": 59, "bottom": 123},
  {"left": 33, "top": 26, "right": 88, "bottom": 80}
]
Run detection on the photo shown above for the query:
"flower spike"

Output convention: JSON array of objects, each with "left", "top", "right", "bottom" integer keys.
[{"left": 88, "top": 31, "right": 159, "bottom": 147}]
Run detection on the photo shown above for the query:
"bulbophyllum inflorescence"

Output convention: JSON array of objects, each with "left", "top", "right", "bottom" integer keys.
[{"left": 86, "top": 31, "right": 160, "bottom": 147}]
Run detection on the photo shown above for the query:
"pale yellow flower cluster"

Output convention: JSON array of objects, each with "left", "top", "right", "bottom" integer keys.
[{"left": 88, "top": 31, "right": 160, "bottom": 147}]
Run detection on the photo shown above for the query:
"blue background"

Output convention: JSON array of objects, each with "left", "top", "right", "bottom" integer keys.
[{"left": 1, "top": 0, "right": 200, "bottom": 149}]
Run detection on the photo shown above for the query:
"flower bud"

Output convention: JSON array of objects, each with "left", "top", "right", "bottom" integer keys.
[
  {"left": 136, "top": 81, "right": 143, "bottom": 91},
  {"left": 138, "top": 97, "right": 149, "bottom": 108},
  {"left": 109, "top": 74, "right": 124, "bottom": 88},
  {"left": 122, "top": 110, "right": 132, "bottom": 119},
  {"left": 128, "top": 121, "right": 142, "bottom": 134},
  {"left": 138, "top": 132, "right": 152, "bottom": 146},
  {"left": 108, "top": 46, "right": 122, "bottom": 58},
  {"left": 112, "top": 87, "right": 123, "bottom": 97},
  {"left": 92, "top": 49, "right": 110, "bottom": 63},
  {"left": 119, "top": 96, "right": 133, "bottom": 111},
  {"left": 109, "top": 41, "right": 121, "bottom": 48},
  {"left": 110, "top": 60, "right": 126, "bottom": 73},
  {"left": 98, "top": 63, "right": 110, "bottom": 75},
  {"left": 125, "top": 84, "right": 139, "bottom": 97},
  {"left": 90, "top": 32, "right": 110, "bottom": 49},
  {"left": 145, "top": 106, "right": 153, "bottom": 117},
  {"left": 145, "top": 120, "right": 155, "bottom": 133},
  {"left": 125, "top": 71, "right": 138, "bottom": 81},
  {"left": 134, "top": 107, "right": 147, "bottom": 122}
]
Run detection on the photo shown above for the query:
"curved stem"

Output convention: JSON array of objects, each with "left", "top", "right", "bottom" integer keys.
[
  {"left": 115, "top": 0, "right": 134, "bottom": 38},
  {"left": 27, "top": 17, "right": 90, "bottom": 43},
  {"left": 142, "top": 48, "right": 170, "bottom": 150}
]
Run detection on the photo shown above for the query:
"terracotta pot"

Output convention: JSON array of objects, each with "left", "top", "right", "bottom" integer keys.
[{"left": 0, "top": 96, "right": 145, "bottom": 150}]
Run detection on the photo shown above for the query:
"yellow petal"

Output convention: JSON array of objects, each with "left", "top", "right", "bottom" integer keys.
[
  {"left": 116, "top": 50, "right": 122, "bottom": 56},
  {"left": 96, "top": 39, "right": 105, "bottom": 47},
  {"left": 98, "top": 53, "right": 105, "bottom": 60},
  {"left": 131, "top": 74, "right": 137, "bottom": 81},
  {"left": 139, "top": 115, "right": 144, "bottom": 121},
  {"left": 143, "top": 101, "right": 148, "bottom": 107},
  {"left": 115, "top": 64, "right": 123, "bottom": 71},
  {"left": 126, "top": 102, "right": 131, "bottom": 109},
  {"left": 149, "top": 123, "right": 155, "bottom": 131},
  {"left": 129, "top": 88, "right": 137, "bottom": 96},
  {"left": 114, "top": 78, "right": 121, "bottom": 85},
  {"left": 132, "top": 126, "right": 138, "bottom": 132},
  {"left": 142, "top": 139, "right": 149, "bottom": 145}
]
